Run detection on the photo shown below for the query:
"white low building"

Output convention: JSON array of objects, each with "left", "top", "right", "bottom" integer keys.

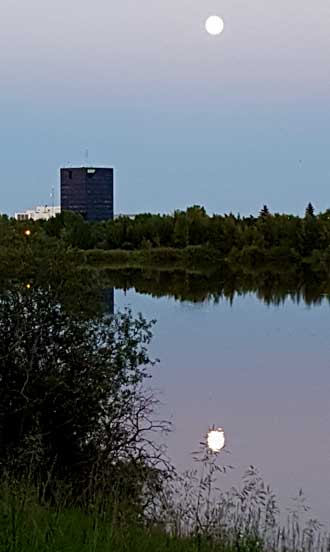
[
  {"left": 15, "top": 205, "right": 61, "bottom": 221},
  {"left": 114, "top": 214, "right": 137, "bottom": 220}
]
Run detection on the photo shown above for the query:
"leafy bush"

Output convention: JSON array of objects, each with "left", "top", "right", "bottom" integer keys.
[{"left": 0, "top": 287, "right": 170, "bottom": 508}]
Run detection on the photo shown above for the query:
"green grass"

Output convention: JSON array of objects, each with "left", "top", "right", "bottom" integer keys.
[
  {"left": 0, "top": 490, "right": 238, "bottom": 552},
  {"left": 79, "top": 246, "right": 223, "bottom": 271},
  {"left": 0, "top": 476, "right": 328, "bottom": 552}
]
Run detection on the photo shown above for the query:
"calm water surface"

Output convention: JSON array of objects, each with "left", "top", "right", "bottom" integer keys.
[{"left": 114, "top": 284, "right": 330, "bottom": 524}]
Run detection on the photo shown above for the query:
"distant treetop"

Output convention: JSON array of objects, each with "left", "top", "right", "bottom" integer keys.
[
  {"left": 259, "top": 205, "right": 270, "bottom": 218},
  {"left": 305, "top": 202, "right": 315, "bottom": 217}
]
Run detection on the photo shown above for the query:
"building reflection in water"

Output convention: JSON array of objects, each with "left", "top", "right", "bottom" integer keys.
[{"left": 101, "top": 287, "right": 114, "bottom": 315}]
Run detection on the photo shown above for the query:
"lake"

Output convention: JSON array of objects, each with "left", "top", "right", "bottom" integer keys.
[{"left": 108, "top": 269, "right": 330, "bottom": 525}]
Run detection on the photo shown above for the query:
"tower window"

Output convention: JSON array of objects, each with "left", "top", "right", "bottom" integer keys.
[{"left": 68, "top": 170, "right": 72, "bottom": 179}]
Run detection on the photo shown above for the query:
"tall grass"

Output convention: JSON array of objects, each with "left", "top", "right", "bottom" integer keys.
[
  {"left": 79, "top": 246, "right": 222, "bottom": 270},
  {"left": 0, "top": 479, "right": 222, "bottom": 552},
  {"left": 1, "top": 462, "right": 329, "bottom": 552}
]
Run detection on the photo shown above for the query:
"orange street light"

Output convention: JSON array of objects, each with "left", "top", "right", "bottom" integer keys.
[
  {"left": 24, "top": 229, "right": 31, "bottom": 237},
  {"left": 26, "top": 283, "right": 31, "bottom": 289}
]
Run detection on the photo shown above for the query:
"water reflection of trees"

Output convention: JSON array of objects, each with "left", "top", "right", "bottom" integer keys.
[
  {"left": 0, "top": 231, "right": 115, "bottom": 316},
  {"left": 99, "top": 266, "right": 330, "bottom": 306}
]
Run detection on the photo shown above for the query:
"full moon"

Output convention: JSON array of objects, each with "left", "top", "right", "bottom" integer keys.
[
  {"left": 205, "top": 15, "right": 224, "bottom": 36},
  {"left": 207, "top": 428, "right": 225, "bottom": 452}
]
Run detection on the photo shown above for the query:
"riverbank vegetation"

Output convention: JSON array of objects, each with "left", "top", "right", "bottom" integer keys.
[
  {"left": 2, "top": 208, "right": 330, "bottom": 305},
  {"left": 1, "top": 213, "right": 330, "bottom": 550},
  {"left": 1, "top": 462, "right": 328, "bottom": 552},
  {"left": 3, "top": 202, "right": 330, "bottom": 273}
]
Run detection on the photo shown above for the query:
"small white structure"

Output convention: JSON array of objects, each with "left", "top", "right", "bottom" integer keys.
[
  {"left": 114, "top": 214, "right": 137, "bottom": 220},
  {"left": 15, "top": 205, "right": 61, "bottom": 222}
]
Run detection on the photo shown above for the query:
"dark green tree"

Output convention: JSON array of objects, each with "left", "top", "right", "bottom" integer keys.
[
  {"left": 173, "top": 211, "right": 189, "bottom": 247},
  {"left": 0, "top": 287, "right": 170, "bottom": 505},
  {"left": 305, "top": 202, "right": 315, "bottom": 217},
  {"left": 259, "top": 205, "right": 270, "bottom": 218}
]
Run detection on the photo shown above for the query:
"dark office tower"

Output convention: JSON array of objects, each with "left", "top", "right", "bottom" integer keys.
[{"left": 60, "top": 167, "right": 114, "bottom": 221}]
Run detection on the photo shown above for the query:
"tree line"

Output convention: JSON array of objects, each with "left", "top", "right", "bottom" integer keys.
[{"left": 2, "top": 202, "right": 330, "bottom": 268}]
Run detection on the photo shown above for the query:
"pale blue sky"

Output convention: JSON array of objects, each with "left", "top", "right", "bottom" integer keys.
[{"left": 1, "top": 0, "right": 330, "bottom": 215}]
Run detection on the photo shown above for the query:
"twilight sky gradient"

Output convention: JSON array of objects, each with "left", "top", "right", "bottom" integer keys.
[{"left": 1, "top": 0, "right": 330, "bottom": 216}]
